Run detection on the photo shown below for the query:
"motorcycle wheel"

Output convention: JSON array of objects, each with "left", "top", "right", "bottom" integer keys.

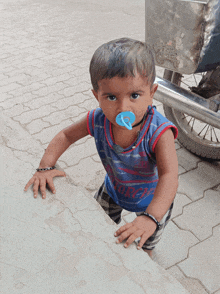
[{"left": 162, "top": 70, "right": 220, "bottom": 160}]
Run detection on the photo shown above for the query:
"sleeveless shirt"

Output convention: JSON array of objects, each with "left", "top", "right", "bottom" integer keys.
[{"left": 87, "top": 105, "right": 178, "bottom": 212}]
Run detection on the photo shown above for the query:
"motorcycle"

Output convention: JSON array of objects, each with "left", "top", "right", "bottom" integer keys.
[{"left": 145, "top": 0, "right": 220, "bottom": 159}]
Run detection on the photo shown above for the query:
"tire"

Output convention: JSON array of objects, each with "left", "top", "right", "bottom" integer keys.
[{"left": 162, "top": 70, "right": 220, "bottom": 160}]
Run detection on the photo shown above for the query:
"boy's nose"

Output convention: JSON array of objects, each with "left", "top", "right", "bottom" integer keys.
[{"left": 118, "top": 98, "right": 130, "bottom": 113}]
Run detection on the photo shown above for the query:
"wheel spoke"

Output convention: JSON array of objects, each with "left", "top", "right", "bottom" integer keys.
[
  {"left": 191, "top": 117, "right": 195, "bottom": 131},
  {"left": 187, "top": 116, "right": 194, "bottom": 126},
  {"left": 193, "top": 74, "right": 198, "bottom": 86},
  {"left": 212, "top": 127, "right": 220, "bottom": 143},
  {"left": 202, "top": 125, "right": 210, "bottom": 140},
  {"left": 198, "top": 124, "right": 208, "bottom": 137},
  {"left": 182, "top": 113, "right": 190, "bottom": 119},
  {"left": 164, "top": 71, "right": 220, "bottom": 159}
]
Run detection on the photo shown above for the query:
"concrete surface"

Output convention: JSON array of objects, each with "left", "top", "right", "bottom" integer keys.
[
  {"left": 1, "top": 114, "right": 190, "bottom": 294},
  {"left": 1, "top": 0, "right": 220, "bottom": 293}
]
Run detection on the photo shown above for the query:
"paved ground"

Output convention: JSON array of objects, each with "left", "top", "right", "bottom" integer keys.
[
  {"left": 1, "top": 117, "right": 190, "bottom": 294},
  {"left": 1, "top": 0, "right": 220, "bottom": 293}
]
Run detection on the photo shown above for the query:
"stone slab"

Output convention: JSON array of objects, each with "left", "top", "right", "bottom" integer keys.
[
  {"left": 173, "top": 189, "right": 220, "bottom": 241},
  {"left": 167, "top": 266, "right": 209, "bottom": 294},
  {"left": 152, "top": 221, "right": 198, "bottom": 269},
  {"left": 178, "top": 162, "right": 220, "bottom": 201},
  {"left": 1, "top": 114, "right": 189, "bottom": 293},
  {"left": 178, "top": 225, "right": 220, "bottom": 293}
]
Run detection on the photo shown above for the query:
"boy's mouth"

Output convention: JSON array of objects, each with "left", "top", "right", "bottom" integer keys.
[{"left": 115, "top": 111, "right": 136, "bottom": 130}]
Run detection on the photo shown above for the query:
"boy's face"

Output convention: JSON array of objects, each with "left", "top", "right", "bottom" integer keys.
[{"left": 92, "top": 74, "right": 158, "bottom": 129}]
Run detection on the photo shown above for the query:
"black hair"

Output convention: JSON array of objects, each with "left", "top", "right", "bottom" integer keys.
[{"left": 89, "top": 37, "right": 155, "bottom": 91}]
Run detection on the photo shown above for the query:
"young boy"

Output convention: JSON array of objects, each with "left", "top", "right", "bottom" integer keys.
[{"left": 25, "top": 38, "right": 178, "bottom": 257}]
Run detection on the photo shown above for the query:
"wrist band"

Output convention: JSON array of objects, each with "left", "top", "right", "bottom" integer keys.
[
  {"left": 36, "top": 166, "right": 56, "bottom": 172},
  {"left": 139, "top": 212, "right": 161, "bottom": 230}
]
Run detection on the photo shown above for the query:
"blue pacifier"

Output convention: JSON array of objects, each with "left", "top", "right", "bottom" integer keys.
[{"left": 116, "top": 111, "right": 136, "bottom": 130}]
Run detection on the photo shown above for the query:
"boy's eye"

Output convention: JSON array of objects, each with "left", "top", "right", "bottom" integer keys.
[
  {"left": 107, "top": 95, "right": 117, "bottom": 101},
  {"left": 131, "top": 93, "right": 139, "bottom": 100}
]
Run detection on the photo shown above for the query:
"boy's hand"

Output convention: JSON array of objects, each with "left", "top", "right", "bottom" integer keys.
[
  {"left": 114, "top": 215, "right": 157, "bottom": 249},
  {"left": 24, "top": 169, "right": 66, "bottom": 199}
]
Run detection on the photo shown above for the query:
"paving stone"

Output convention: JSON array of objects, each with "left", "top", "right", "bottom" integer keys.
[
  {"left": 63, "top": 74, "right": 91, "bottom": 87},
  {"left": 167, "top": 265, "right": 209, "bottom": 294},
  {"left": 42, "top": 105, "right": 85, "bottom": 125},
  {"left": 61, "top": 82, "right": 91, "bottom": 98},
  {"left": 78, "top": 97, "right": 99, "bottom": 112},
  {"left": 3, "top": 104, "right": 30, "bottom": 118},
  {"left": 178, "top": 165, "right": 187, "bottom": 175},
  {"left": 171, "top": 193, "right": 192, "bottom": 219},
  {"left": 178, "top": 225, "right": 220, "bottom": 293},
  {"left": 173, "top": 190, "right": 220, "bottom": 241},
  {"left": 32, "top": 82, "right": 67, "bottom": 97},
  {"left": 64, "top": 157, "right": 105, "bottom": 191},
  {"left": 178, "top": 161, "right": 220, "bottom": 201},
  {"left": 24, "top": 93, "right": 63, "bottom": 110},
  {"left": 153, "top": 221, "right": 199, "bottom": 269},
  {"left": 8, "top": 82, "right": 46, "bottom": 97},
  {"left": 42, "top": 73, "right": 71, "bottom": 86},
  {"left": 51, "top": 93, "right": 89, "bottom": 110},
  {"left": 0, "top": 82, "right": 22, "bottom": 93},
  {"left": 59, "top": 136, "right": 98, "bottom": 166},
  {"left": 26, "top": 118, "right": 51, "bottom": 135},
  {"left": 176, "top": 148, "right": 201, "bottom": 171},
  {"left": 72, "top": 135, "right": 90, "bottom": 147},
  {"left": 2, "top": 114, "right": 43, "bottom": 158},
  {"left": 0, "top": 73, "right": 8, "bottom": 80},
  {"left": 0, "top": 73, "right": 29, "bottom": 87},
  {"left": 13, "top": 150, "right": 42, "bottom": 170},
  {"left": 0, "top": 93, "right": 13, "bottom": 103},
  {"left": 13, "top": 105, "right": 57, "bottom": 124},
  {"left": 70, "top": 112, "right": 88, "bottom": 124},
  {"left": 175, "top": 141, "right": 181, "bottom": 150},
  {"left": 32, "top": 119, "right": 73, "bottom": 145},
  {"left": 0, "top": 93, "right": 37, "bottom": 109}
]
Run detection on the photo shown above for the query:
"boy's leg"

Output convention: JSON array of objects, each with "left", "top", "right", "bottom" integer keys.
[
  {"left": 136, "top": 202, "right": 174, "bottom": 255},
  {"left": 94, "top": 183, "right": 123, "bottom": 224}
]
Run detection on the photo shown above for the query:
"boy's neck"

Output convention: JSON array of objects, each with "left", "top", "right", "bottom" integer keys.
[
  {"left": 132, "top": 111, "right": 148, "bottom": 128},
  {"left": 112, "top": 116, "right": 147, "bottom": 150}
]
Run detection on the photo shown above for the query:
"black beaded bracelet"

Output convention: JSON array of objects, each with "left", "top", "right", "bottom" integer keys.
[
  {"left": 36, "top": 166, "right": 56, "bottom": 172},
  {"left": 139, "top": 212, "right": 161, "bottom": 230}
]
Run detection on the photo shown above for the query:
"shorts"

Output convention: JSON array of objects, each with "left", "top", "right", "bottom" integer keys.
[{"left": 94, "top": 182, "right": 173, "bottom": 250}]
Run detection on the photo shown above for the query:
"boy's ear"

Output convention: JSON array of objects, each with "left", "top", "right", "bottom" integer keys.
[
  {"left": 150, "top": 83, "right": 158, "bottom": 98},
  {"left": 92, "top": 89, "right": 99, "bottom": 101}
]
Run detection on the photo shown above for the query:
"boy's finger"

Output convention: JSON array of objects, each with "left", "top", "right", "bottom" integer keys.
[
  {"left": 124, "top": 231, "right": 141, "bottom": 248},
  {"left": 24, "top": 178, "right": 34, "bottom": 191},
  {"left": 47, "top": 178, "right": 56, "bottom": 194},
  {"left": 137, "top": 233, "right": 149, "bottom": 250},
  {"left": 39, "top": 178, "right": 46, "bottom": 199},
  {"left": 114, "top": 223, "right": 131, "bottom": 237},
  {"left": 56, "top": 170, "right": 66, "bottom": 177},
  {"left": 116, "top": 226, "right": 136, "bottom": 244},
  {"left": 33, "top": 179, "right": 40, "bottom": 198}
]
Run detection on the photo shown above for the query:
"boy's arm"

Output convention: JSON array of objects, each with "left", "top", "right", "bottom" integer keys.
[
  {"left": 24, "top": 115, "right": 89, "bottom": 198},
  {"left": 145, "top": 128, "right": 178, "bottom": 221},
  {"left": 38, "top": 115, "right": 89, "bottom": 168},
  {"left": 114, "top": 129, "right": 178, "bottom": 249}
]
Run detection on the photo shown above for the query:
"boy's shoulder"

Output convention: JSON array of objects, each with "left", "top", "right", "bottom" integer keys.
[
  {"left": 149, "top": 106, "right": 177, "bottom": 132},
  {"left": 145, "top": 106, "right": 178, "bottom": 153},
  {"left": 150, "top": 106, "right": 170, "bottom": 125},
  {"left": 87, "top": 108, "right": 105, "bottom": 136}
]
